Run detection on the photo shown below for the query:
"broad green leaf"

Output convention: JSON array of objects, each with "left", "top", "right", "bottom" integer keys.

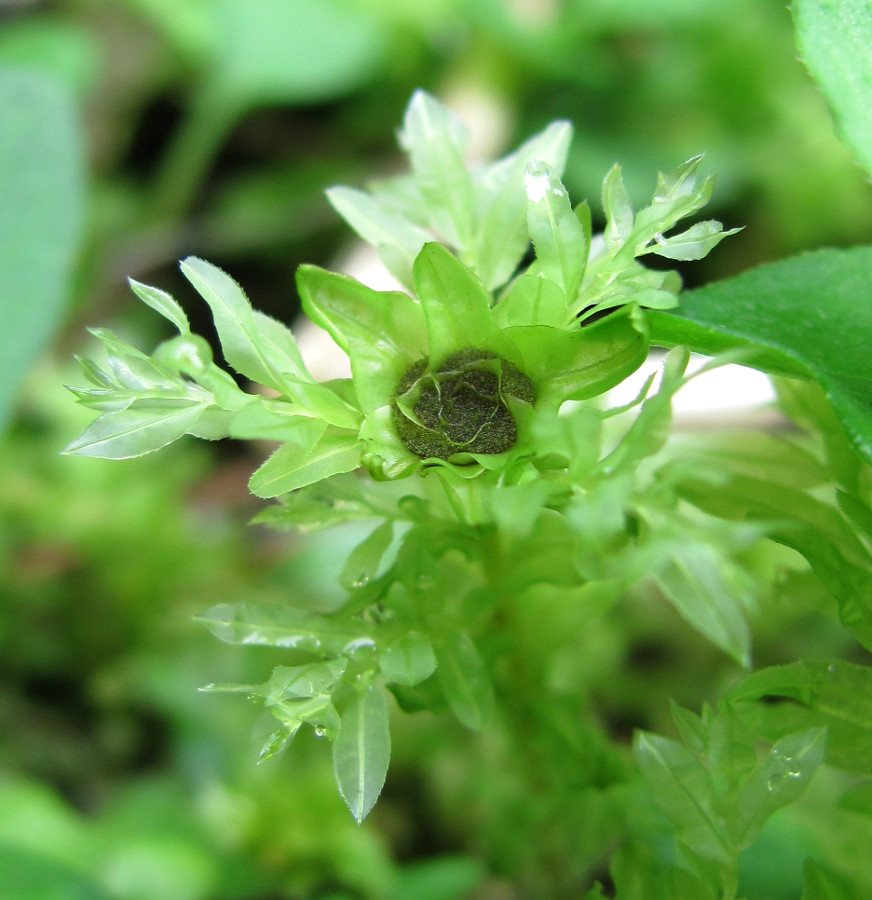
[
  {"left": 297, "top": 265, "right": 428, "bottom": 415},
  {"left": 412, "top": 243, "right": 521, "bottom": 367},
  {"left": 180, "top": 256, "right": 309, "bottom": 394},
  {"left": 729, "top": 728, "right": 826, "bottom": 849},
  {"left": 326, "top": 186, "right": 432, "bottom": 291},
  {"left": 727, "top": 661, "right": 872, "bottom": 773},
  {"left": 435, "top": 631, "right": 495, "bottom": 731},
  {"left": 211, "top": 0, "right": 387, "bottom": 106},
  {"left": 128, "top": 278, "right": 190, "bottom": 334},
  {"left": 475, "top": 120, "right": 573, "bottom": 290},
  {"left": 340, "top": 520, "right": 394, "bottom": 591},
  {"left": 794, "top": 0, "right": 872, "bottom": 177},
  {"left": 525, "top": 161, "right": 588, "bottom": 301},
  {"left": 62, "top": 397, "right": 209, "bottom": 458},
  {"left": 228, "top": 399, "right": 325, "bottom": 442},
  {"left": 248, "top": 430, "right": 361, "bottom": 498},
  {"left": 650, "top": 537, "right": 752, "bottom": 666},
  {"left": 379, "top": 633, "right": 437, "bottom": 687},
  {"left": 635, "top": 732, "right": 733, "bottom": 863},
  {"left": 0, "top": 67, "right": 84, "bottom": 432},
  {"left": 399, "top": 90, "right": 475, "bottom": 252},
  {"left": 728, "top": 661, "right": 872, "bottom": 728},
  {"left": 648, "top": 248, "right": 872, "bottom": 465},
  {"left": 195, "top": 602, "right": 374, "bottom": 656},
  {"left": 251, "top": 474, "right": 374, "bottom": 533},
  {"left": 332, "top": 683, "right": 391, "bottom": 823}
]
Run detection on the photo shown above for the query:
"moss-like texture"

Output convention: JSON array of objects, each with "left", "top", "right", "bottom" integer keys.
[{"left": 392, "top": 348, "right": 535, "bottom": 460}]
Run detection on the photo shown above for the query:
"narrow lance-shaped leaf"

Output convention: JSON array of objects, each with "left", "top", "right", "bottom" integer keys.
[
  {"left": 248, "top": 429, "right": 361, "bottom": 499},
  {"left": 326, "top": 186, "right": 431, "bottom": 291},
  {"left": 525, "top": 161, "right": 588, "bottom": 303},
  {"left": 195, "top": 602, "right": 375, "bottom": 656},
  {"left": 728, "top": 727, "right": 826, "bottom": 849},
  {"left": 128, "top": 278, "right": 190, "bottom": 334},
  {"left": 602, "top": 163, "right": 635, "bottom": 253},
  {"left": 399, "top": 90, "right": 475, "bottom": 253},
  {"left": 180, "top": 256, "right": 309, "bottom": 393},
  {"left": 63, "top": 397, "right": 210, "bottom": 459},
  {"left": 333, "top": 683, "right": 391, "bottom": 823},
  {"left": 474, "top": 119, "right": 573, "bottom": 290},
  {"left": 647, "top": 220, "right": 743, "bottom": 262}
]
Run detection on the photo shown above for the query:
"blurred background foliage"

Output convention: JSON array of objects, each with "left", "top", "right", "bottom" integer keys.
[{"left": 3, "top": 0, "right": 872, "bottom": 897}]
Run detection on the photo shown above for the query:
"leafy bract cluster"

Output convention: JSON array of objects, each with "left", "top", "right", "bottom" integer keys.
[{"left": 64, "top": 92, "right": 872, "bottom": 848}]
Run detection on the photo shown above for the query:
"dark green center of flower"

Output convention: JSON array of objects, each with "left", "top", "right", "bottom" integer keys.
[{"left": 392, "top": 348, "right": 535, "bottom": 460}]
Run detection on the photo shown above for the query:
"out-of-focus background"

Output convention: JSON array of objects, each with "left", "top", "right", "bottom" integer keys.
[{"left": 3, "top": 1, "right": 872, "bottom": 897}]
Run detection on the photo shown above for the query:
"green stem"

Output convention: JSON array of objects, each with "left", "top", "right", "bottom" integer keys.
[{"left": 151, "top": 88, "right": 241, "bottom": 220}]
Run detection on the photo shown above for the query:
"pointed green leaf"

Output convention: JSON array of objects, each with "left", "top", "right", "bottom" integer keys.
[
  {"left": 650, "top": 538, "right": 752, "bottom": 667},
  {"left": 379, "top": 632, "right": 437, "bottom": 687},
  {"left": 340, "top": 520, "right": 394, "bottom": 590},
  {"left": 333, "top": 683, "right": 391, "bottom": 823},
  {"left": 729, "top": 728, "right": 826, "bottom": 849},
  {"left": 525, "top": 161, "right": 588, "bottom": 302},
  {"left": 602, "top": 163, "right": 635, "bottom": 253},
  {"left": 399, "top": 90, "right": 474, "bottom": 251},
  {"left": 412, "top": 243, "right": 517, "bottom": 366},
  {"left": 648, "top": 220, "right": 743, "bottom": 262},
  {"left": 297, "top": 264, "right": 428, "bottom": 415},
  {"left": 128, "top": 278, "right": 190, "bottom": 334},
  {"left": 648, "top": 247, "right": 872, "bottom": 465},
  {"left": 435, "top": 631, "right": 495, "bottom": 731},
  {"left": 248, "top": 430, "right": 360, "bottom": 498},
  {"left": 635, "top": 731, "right": 733, "bottom": 863},
  {"left": 326, "top": 186, "right": 431, "bottom": 290},
  {"left": 180, "top": 256, "right": 309, "bottom": 393},
  {"left": 63, "top": 397, "right": 209, "bottom": 458},
  {"left": 474, "top": 120, "right": 573, "bottom": 289},
  {"left": 195, "top": 602, "right": 374, "bottom": 655},
  {"left": 257, "top": 727, "right": 298, "bottom": 763}
]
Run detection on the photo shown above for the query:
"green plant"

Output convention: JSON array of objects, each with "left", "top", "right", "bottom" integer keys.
[{"left": 65, "top": 66, "right": 872, "bottom": 900}]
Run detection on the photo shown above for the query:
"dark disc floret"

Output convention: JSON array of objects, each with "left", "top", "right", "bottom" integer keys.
[{"left": 391, "top": 348, "right": 535, "bottom": 460}]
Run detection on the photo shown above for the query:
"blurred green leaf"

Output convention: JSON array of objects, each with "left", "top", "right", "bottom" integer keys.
[
  {"left": 0, "top": 67, "right": 84, "bottom": 433},
  {"left": 794, "top": 0, "right": 872, "bottom": 178},
  {"left": 211, "top": 0, "right": 388, "bottom": 107},
  {"left": 649, "top": 248, "right": 872, "bottom": 465},
  {"left": 634, "top": 731, "right": 732, "bottom": 863},
  {"left": 379, "top": 632, "right": 437, "bottom": 687},
  {"left": 435, "top": 631, "right": 495, "bottom": 731},
  {"left": 340, "top": 520, "right": 394, "bottom": 591},
  {"left": 729, "top": 728, "right": 826, "bottom": 849},
  {"left": 333, "top": 684, "right": 391, "bottom": 823}
]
